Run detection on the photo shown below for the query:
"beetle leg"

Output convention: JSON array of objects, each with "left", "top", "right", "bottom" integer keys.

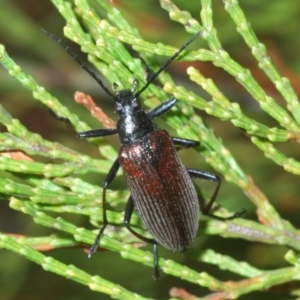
[
  {"left": 152, "top": 243, "right": 160, "bottom": 280},
  {"left": 187, "top": 169, "right": 245, "bottom": 220},
  {"left": 124, "top": 196, "right": 160, "bottom": 280},
  {"left": 88, "top": 158, "right": 120, "bottom": 257},
  {"left": 147, "top": 97, "right": 177, "bottom": 119},
  {"left": 49, "top": 109, "right": 117, "bottom": 137},
  {"left": 49, "top": 109, "right": 78, "bottom": 134},
  {"left": 76, "top": 128, "right": 117, "bottom": 138},
  {"left": 172, "top": 137, "right": 200, "bottom": 149}
]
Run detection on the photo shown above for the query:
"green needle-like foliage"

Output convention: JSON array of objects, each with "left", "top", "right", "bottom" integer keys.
[{"left": 0, "top": 0, "right": 300, "bottom": 299}]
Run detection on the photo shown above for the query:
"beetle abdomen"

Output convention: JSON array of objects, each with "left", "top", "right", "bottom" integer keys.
[{"left": 120, "top": 129, "right": 199, "bottom": 251}]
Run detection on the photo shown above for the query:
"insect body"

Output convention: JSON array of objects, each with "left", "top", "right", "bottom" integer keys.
[
  {"left": 117, "top": 94, "right": 199, "bottom": 252},
  {"left": 43, "top": 29, "right": 243, "bottom": 279}
]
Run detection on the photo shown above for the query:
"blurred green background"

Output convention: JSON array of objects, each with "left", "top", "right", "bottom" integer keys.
[{"left": 1, "top": 0, "right": 300, "bottom": 299}]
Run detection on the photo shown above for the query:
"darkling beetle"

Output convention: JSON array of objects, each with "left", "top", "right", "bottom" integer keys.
[{"left": 42, "top": 29, "right": 244, "bottom": 279}]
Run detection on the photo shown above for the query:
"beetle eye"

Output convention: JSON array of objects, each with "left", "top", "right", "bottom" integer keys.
[
  {"left": 132, "top": 99, "right": 140, "bottom": 108},
  {"left": 115, "top": 103, "right": 122, "bottom": 111}
]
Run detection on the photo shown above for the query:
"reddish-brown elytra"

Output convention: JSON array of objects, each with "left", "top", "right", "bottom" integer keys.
[{"left": 42, "top": 29, "right": 243, "bottom": 279}]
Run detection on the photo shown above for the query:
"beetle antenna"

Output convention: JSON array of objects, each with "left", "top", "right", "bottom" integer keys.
[
  {"left": 135, "top": 31, "right": 202, "bottom": 98},
  {"left": 41, "top": 28, "right": 115, "bottom": 99}
]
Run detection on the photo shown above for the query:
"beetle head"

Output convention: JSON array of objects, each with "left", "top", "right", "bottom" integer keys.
[{"left": 114, "top": 80, "right": 141, "bottom": 115}]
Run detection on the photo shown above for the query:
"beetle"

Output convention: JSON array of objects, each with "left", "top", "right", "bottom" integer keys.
[{"left": 43, "top": 29, "right": 243, "bottom": 279}]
